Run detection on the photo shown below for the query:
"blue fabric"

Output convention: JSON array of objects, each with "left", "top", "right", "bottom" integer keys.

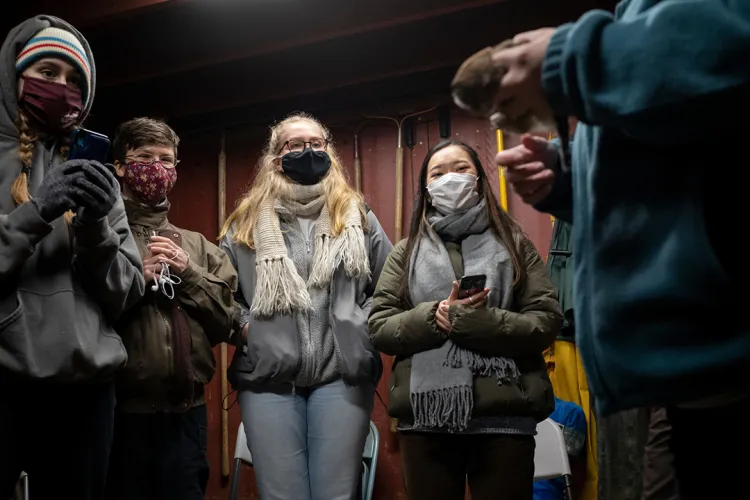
[
  {"left": 237, "top": 380, "right": 373, "bottom": 500},
  {"left": 537, "top": 0, "right": 750, "bottom": 415},
  {"left": 533, "top": 397, "right": 586, "bottom": 500}
]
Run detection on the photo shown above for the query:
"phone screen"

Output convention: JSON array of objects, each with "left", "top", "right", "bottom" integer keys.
[
  {"left": 458, "top": 274, "right": 487, "bottom": 299},
  {"left": 69, "top": 128, "right": 111, "bottom": 164}
]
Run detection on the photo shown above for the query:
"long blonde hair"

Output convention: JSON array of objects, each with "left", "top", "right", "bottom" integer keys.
[
  {"left": 221, "top": 113, "right": 365, "bottom": 248},
  {"left": 12, "top": 109, "right": 73, "bottom": 223}
]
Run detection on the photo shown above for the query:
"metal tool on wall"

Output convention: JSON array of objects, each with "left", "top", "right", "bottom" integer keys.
[
  {"left": 403, "top": 117, "right": 417, "bottom": 195},
  {"left": 438, "top": 105, "right": 451, "bottom": 140},
  {"left": 496, "top": 130, "right": 509, "bottom": 212},
  {"left": 217, "top": 130, "right": 230, "bottom": 479},
  {"left": 363, "top": 105, "right": 436, "bottom": 241},
  {"left": 352, "top": 120, "right": 370, "bottom": 192}
]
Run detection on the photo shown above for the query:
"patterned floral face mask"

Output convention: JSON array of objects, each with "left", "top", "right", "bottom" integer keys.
[{"left": 122, "top": 161, "right": 177, "bottom": 204}]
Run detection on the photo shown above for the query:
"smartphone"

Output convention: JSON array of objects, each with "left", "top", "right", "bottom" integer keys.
[
  {"left": 458, "top": 274, "right": 487, "bottom": 299},
  {"left": 69, "top": 128, "right": 111, "bottom": 164}
]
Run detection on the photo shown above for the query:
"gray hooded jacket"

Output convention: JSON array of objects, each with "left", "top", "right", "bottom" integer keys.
[{"left": 0, "top": 16, "right": 145, "bottom": 383}]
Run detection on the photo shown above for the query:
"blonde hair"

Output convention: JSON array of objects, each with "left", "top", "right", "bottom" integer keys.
[
  {"left": 12, "top": 109, "right": 74, "bottom": 223},
  {"left": 221, "top": 113, "right": 365, "bottom": 248}
]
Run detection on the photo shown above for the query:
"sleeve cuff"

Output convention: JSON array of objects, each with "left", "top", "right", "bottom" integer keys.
[
  {"left": 448, "top": 304, "right": 459, "bottom": 324},
  {"left": 449, "top": 304, "right": 474, "bottom": 326},
  {"left": 13, "top": 202, "right": 54, "bottom": 241},
  {"left": 542, "top": 23, "right": 575, "bottom": 117},
  {"left": 178, "top": 259, "right": 203, "bottom": 292},
  {"left": 415, "top": 301, "right": 446, "bottom": 341},
  {"left": 427, "top": 301, "right": 443, "bottom": 334},
  {"left": 73, "top": 217, "right": 113, "bottom": 247}
]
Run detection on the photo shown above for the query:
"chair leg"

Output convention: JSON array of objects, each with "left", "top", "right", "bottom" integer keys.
[
  {"left": 563, "top": 474, "right": 574, "bottom": 500},
  {"left": 360, "top": 462, "right": 369, "bottom": 500},
  {"left": 229, "top": 459, "right": 242, "bottom": 500}
]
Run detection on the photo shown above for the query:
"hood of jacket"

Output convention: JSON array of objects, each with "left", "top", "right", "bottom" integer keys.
[{"left": 0, "top": 15, "right": 96, "bottom": 140}]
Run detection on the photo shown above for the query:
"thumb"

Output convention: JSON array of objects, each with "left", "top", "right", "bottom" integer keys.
[
  {"left": 521, "top": 134, "right": 550, "bottom": 153},
  {"left": 448, "top": 281, "right": 460, "bottom": 301}
]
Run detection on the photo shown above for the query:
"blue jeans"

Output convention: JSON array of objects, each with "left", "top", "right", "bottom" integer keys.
[{"left": 238, "top": 380, "right": 374, "bottom": 500}]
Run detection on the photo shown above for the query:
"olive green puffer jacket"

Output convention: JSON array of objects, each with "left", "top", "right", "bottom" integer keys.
[{"left": 368, "top": 237, "right": 562, "bottom": 425}]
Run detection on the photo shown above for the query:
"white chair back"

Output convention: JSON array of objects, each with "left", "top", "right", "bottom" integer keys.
[
  {"left": 534, "top": 418, "right": 571, "bottom": 481},
  {"left": 234, "top": 422, "right": 253, "bottom": 465}
]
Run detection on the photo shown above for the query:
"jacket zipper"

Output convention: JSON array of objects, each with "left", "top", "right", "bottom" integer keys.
[
  {"left": 328, "top": 278, "right": 347, "bottom": 385},
  {"left": 291, "top": 219, "right": 315, "bottom": 387},
  {"left": 145, "top": 229, "right": 173, "bottom": 378},
  {"left": 303, "top": 221, "right": 315, "bottom": 387},
  {"left": 156, "top": 308, "right": 173, "bottom": 376}
]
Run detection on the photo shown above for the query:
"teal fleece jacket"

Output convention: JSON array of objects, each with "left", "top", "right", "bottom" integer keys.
[{"left": 537, "top": 0, "right": 750, "bottom": 415}]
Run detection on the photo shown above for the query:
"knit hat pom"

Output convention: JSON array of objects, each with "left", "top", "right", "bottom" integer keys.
[{"left": 15, "top": 26, "right": 92, "bottom": 109}]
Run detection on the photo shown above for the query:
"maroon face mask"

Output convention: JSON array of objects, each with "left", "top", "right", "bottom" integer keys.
[
  {"left": 19, "top": 76, "right": 82, "bottom": 133},
  {"left": 122, "top": 161, "right": 178, "bottom": 204}
]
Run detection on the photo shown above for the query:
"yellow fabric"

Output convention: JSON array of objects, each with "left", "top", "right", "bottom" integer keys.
[{"left": 545, "top": 340, "right": 598, "bottom": 500}]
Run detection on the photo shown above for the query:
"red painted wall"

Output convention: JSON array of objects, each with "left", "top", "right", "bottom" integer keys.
[{"left": 166, "top": 110, "right": 554, "bottom": 500}]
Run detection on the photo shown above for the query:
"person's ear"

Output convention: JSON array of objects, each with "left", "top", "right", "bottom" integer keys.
[{"left": 113, "top": 160, "right": 126, "bottom": 178}]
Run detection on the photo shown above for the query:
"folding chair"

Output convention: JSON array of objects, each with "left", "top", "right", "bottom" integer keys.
[
  {"left": 228, "top": 423, "right": 253, "bottom": 500},
  {"left": 12, "top": 472, "right": 29, "bottom": 500},
  {"left": 360, "top": 421, "right": 380, "bottom": 500},
  {"left": 228, "top": 421, "right": 379, "bottom": 500},
  {"left": 534, "top": 418, "right": 574, "bottom": 500}
]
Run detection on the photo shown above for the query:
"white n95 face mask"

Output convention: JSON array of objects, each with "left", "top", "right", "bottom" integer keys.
[{"left": 426, "top": 172, "right": 480, "bottom": 215}]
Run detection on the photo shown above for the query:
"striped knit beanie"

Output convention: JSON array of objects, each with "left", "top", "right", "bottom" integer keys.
[{"left": 15, "top": 27, "right": 92, "bottom": 109}]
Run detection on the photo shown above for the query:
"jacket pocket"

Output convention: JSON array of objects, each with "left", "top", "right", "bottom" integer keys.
[
  {"left": 333, "top": 303, "right": 381, "bottom": 385},
  {"left": 387, "top": 357, "right": 412, "bottom": 421},
  {"left": 0, "top": 293, "right": 26, "bottom": 375},
  {"left": 0, "top": 294, "right": 23, "bottom": 331},
  {"left": 229, "top": 314, "right": 300, "bottom": 390},
  {"left": 471, "top": 356, "right": 553, "bottom": 422},
  {"left": 0, "top": 289, "right": 126, "bottom": 381}
]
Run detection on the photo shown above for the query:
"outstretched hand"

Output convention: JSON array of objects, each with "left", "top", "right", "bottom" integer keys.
[{"left": 496, "top": 134, "right": 558, "bottom": 206}]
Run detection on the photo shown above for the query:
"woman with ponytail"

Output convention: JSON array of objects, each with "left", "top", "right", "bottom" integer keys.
[
  {"left": 0, "top": 16, "right": 145, "bottom": 500},
  {"left": 220, "top": 113, "right": 392, "bottom": 500}
]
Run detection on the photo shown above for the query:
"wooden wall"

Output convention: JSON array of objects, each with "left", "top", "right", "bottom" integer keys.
[{"left": 165, "top": 109, "right": 554, "bottom": 500}]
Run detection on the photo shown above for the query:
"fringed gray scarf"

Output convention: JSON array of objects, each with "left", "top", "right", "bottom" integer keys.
[
  {"left": 408, "top": 200, "right": 520, "bottom": 431},
  {"left": 251, "top": 183, "right": 369, "bottom": 317}
]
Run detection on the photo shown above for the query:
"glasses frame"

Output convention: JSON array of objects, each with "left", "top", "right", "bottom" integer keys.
[
  {"left": 279, "top": 138, "right": 330, "bottom": 155},
  {"left": 125, "top": 153, "right": 180, "bottom": 168}
]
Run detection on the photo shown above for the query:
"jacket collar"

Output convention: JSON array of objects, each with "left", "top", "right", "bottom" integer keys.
[{"left": 124, "top": 197, "right": 170, "bottom": 229}]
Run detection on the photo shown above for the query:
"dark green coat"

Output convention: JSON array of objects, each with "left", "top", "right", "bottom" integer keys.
[
  {"left": 368, "top": 237, "right": 563, "bottom": 425},
  {"left": 547, "top": 219, "right": 575, "bottom": 340}
]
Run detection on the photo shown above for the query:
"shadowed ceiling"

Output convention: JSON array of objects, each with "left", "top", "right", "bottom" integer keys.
[{"left": 6, "top": 0, "right": 618, "bottom": 135}]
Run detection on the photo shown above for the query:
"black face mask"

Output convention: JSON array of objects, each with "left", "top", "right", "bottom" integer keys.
[{"left": 281, "top": 149, "right": 332, "bottom": 185}]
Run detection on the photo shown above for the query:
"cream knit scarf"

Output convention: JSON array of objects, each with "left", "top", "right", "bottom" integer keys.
[{"left": 251, "top": 183, "right": 369, "bottom": 317}]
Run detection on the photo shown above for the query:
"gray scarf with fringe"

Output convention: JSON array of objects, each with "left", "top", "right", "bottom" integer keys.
[
  {"left": 251, "top": 183, "right": 369, "bottom": 317},
  {"left": 408, "top": 200, "right": 520, "bottom": 431}
]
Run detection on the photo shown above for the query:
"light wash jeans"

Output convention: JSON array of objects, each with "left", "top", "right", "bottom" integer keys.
[{"left": 238, "top": 380, "right": 374, "bottom": 500}]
